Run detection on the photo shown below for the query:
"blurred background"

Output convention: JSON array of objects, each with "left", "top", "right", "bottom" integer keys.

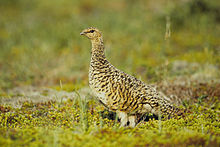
[{"left": 0, "top": 0, "right": 219, "bottom": 91}]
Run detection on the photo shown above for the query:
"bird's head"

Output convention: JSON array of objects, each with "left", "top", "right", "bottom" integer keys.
[{"left": 80, "top": 27, "right": 102, "bottom": 40}]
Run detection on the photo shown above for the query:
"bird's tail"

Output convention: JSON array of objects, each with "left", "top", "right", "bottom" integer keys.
[{"left": 152, "top": 98, "right": 188, "bottom": 119}]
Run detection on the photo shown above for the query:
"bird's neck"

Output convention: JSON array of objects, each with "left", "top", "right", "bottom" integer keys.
[{"left": 91, "top": 37, "right": 105, "bottom": 59}]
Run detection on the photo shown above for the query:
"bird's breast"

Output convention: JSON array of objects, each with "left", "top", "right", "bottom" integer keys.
[{"left": 89, "top": 83, "right": 109, "bottom": 106}]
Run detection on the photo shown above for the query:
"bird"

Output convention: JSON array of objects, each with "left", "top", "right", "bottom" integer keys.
[{"left": 80, "top": 27, "right": 184, "bottom": 127}]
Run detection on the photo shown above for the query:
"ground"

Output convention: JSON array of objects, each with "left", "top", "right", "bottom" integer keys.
[{"left": 0, "top": 0, "right": 219, "bottom": 146}]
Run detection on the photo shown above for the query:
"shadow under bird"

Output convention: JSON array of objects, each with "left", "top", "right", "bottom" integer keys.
[{"left": 80, "top": 27, "right": 185, "bottom": 127}]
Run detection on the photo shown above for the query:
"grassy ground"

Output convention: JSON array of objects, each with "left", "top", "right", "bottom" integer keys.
[
  {"left": 0, "top": 82, "right": 219, "bottom": 146},
  {"left": 0, "top": 0, "right": 219, "bottom": 146}
]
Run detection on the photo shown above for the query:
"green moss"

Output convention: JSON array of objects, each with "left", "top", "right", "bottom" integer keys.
[{"left": 0, "top": 91, "right": 219, "bottom": 146}]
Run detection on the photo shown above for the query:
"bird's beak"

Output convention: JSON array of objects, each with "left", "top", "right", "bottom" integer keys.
[{"left": 80, "top": 32, "right": 85, "bottom": 35}]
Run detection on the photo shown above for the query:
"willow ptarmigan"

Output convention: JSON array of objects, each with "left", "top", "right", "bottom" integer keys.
[{"left": 80, "top": 27, "right": 184, "bottom": 127}]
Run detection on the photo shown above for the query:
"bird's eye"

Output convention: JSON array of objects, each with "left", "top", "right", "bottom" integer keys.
[{"left": 90, "top": 30, "right": 95, "bottom": 33}]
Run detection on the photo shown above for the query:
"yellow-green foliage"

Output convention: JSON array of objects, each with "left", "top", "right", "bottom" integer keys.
[{"left": 0, "top": 93, "right": 219, "bottom": 146}]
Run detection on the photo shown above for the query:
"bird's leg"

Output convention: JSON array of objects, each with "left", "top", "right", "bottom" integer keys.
[
  {"left": 117, "top": 111, "right": 128, "bottom": 127},
  {"left": 128, "top": 115, "right": 137, "bottom": 128}
]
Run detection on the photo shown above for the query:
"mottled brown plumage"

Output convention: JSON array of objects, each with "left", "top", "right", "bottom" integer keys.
[{"left": 80, "top": 27, "right": 183, "bottom": 127}]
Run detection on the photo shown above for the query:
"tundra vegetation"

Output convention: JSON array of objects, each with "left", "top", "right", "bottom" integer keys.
[{"left": 0, "top": 0, "right": 219, "bottom": 146}]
